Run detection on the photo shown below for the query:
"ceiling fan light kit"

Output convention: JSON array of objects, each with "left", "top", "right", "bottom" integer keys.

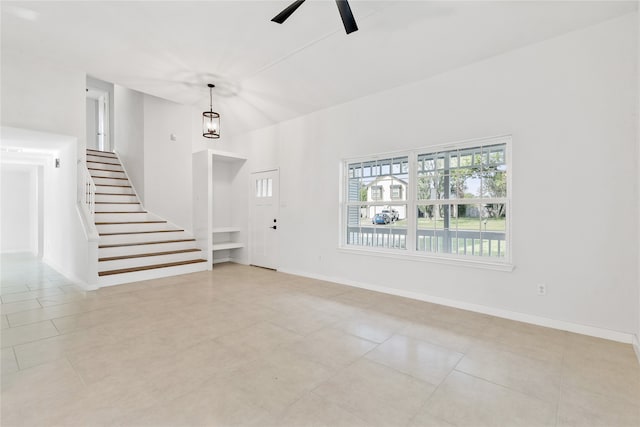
[
  {"left": 272, "top": 0, "right": 358, "bottom": 34},
  {"left": 202, "top": 83, "right": 221, "bottom": 139}
]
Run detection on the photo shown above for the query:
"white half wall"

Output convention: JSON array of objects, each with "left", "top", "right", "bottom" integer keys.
[{"left": 230, "top": 13, "right": 639, "bottom": 337}]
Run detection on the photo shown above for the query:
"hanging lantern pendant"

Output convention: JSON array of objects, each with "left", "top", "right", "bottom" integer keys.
[{"left": 202, "top": 83, "right": 220, "bottom": 139}]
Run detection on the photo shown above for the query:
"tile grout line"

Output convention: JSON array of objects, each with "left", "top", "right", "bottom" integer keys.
[
  {"left": 451, "top": 367, "right": 559, "bottom": 410},
  {"left": 11, "top": 345, "right": 20, "bottom": 371}
]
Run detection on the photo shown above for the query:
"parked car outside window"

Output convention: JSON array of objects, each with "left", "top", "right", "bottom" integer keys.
[
  {"left": 381, "top": 208, "right": 399, "bottom": 222},
  {"left": 372, "top": 213, "right": 391, "bottom": 224}
]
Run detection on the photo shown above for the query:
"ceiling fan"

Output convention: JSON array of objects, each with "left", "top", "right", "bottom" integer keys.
[{"left": 271, "top": 0, "right": 359, "bottom": 35}]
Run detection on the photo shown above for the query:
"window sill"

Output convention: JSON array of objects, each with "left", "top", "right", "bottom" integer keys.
[{"left": 337, "top": 246, "right": 514, "bottom": 272}]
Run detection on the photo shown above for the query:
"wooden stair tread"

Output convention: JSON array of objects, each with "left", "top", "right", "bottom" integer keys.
[
  {"left": 87, "top": 160, "right": 121, "bottom": 165},
  {"left": 95, "top": 202, "right": 140, "bottom": 205},
  {"left": 87, "top": 154, "right": 118, "bottom": 160},
  {"left": 99, "top": 238, "right": 195, "bottom": 248},
  {"left": 95, "top": 211, "right": 148, "bottom": 214},
  {"left": 98, "top": 259, "right": 207, "bottom": 276},
  {"left": 88, "top": 167, "right": 124, "bottom": 172},
  {"left": 99, "top": 249, "right": 201, "bottom": 262},
  {"left": 95, "top": 192, "right": 137, "bottom": 196},
  {"left": 92, "top": 176, "right": 129, "bottom": 180},
  {"left": 95, "top": 221, "right": 167, "bottom": 225},
  {"left": 94, "top": 184, "right": 132, "bottom": 188},
  {"left": 87, "top": 149, "right": 116, "bottom": 154},
  {"left": 99, "top": 229, "right": 183, "bottom": 236}
]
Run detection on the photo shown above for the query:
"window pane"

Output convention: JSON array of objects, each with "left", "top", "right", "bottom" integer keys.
[
  {"left": 417, "top": 204, "right": 456, "bottom": 253},
  {"left": 348, "top": 178, "right": 364, "bottom": 202},
  {"left": 416, "top": 172, "right": 436, "bottom": 200},
  {"left": 416, "top": 205, "right": 435, "bottom": 252},
  {"left": 452, "top": 204, "right": 481, "bottom": 256},
  {"left": 256, "top": 179, "right": 262, "bottom": 197},
  {"left": 267, "top": 178, "right": 272, "bottom": 197},
  {"left": 481, "top": 170, "right": 506, "bottom": 198},
  {"left": 347, "top": 205, "right": 360, "bottom": 227},
  {"left": 346, "top": 205, "right": 407, "bottom": 249},
  {"left": 349, "top": 156, "right": 409, "bottom": 205},
  {"left": 459, "top": 171, "right": 481, "bottom": 198}
]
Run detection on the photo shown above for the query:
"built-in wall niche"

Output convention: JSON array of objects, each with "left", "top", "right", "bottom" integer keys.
[{"left": 192, "top": 149, "right": 247, "bottom": 268}]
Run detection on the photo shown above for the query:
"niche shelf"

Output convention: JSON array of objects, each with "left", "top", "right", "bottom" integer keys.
[{"left": 193, "top": 149, "right": 247, "bottom": 268}]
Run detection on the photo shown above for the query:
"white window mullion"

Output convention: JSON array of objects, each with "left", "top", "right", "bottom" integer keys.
[{"left": 406, "top": 151, "right": 417, "bottom": 253}]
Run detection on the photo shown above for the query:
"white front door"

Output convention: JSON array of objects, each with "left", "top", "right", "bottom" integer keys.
[{"left": 250, "top": 170, "right": 279, "bottom": 269}]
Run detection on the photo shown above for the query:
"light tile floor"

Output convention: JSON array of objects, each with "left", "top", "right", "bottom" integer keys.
[{"left": 1, "top": 253, "right": 639, "bottom": 426}]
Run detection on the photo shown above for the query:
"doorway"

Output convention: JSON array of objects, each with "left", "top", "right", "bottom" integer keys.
[
  {"left": 86, "top": 87, "right": 110, "bottom": 152},
  {"left": 249, "top": 169, "right": 279, "bottom": 270}
]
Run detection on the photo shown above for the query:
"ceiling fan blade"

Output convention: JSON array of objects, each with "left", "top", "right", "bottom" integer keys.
[
  {"left": 271, "top": 0, "right": 306, "bottom": 24},
  {"left": 335, "top": 0, "right": 358, "bottom": 34}
]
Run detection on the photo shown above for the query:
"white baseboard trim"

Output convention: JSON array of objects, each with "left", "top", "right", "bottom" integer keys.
[
  {"left": 633, "top": 335, "right": 640, "bottom": 365},
  {"left": 278, "top": 267, "right": 635, "bottom": 345},
  {"left": 213, "top": 257, "right": 233, "bottom": 264}
]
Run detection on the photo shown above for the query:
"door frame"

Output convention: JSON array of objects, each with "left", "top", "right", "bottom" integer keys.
[
  {"left": 249, "top": 168, "right": 280, "bottom": 270},
  {"left": 86, "top": 87, "right": 111, "bottom": 152}
]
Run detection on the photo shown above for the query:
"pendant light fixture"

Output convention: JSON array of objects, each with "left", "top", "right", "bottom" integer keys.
[{"left": 202, "top": 83, "right": 220, "bottom": 139}]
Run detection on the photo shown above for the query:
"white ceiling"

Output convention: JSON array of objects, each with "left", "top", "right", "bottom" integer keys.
[{"left": 2, "top": 1, "right": 637, "bottom": 137}]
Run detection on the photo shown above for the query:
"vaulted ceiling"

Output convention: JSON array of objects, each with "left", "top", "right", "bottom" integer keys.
[{"left": 2, "top": 1, "right": 637, "bottom": 136}]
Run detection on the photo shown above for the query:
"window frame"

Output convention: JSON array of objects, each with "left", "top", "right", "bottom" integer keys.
[{"left": 339, "top": 135, "right": 513, "bottom": 271}]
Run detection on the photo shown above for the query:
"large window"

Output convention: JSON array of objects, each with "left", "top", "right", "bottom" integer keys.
[
  {"left": 346, "top": 157, "right": 409, "bottom": 249},
  {"left": 342, "top": 136, "right": 511, "bottom": 266}
]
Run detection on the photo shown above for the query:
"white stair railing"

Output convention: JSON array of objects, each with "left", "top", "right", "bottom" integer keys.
[{"left": 77, "top": 160, "right": 96, "bottom": 218}]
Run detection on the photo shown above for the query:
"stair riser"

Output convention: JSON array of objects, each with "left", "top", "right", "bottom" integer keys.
[
  {"left": 95, "top": 194, "right": 139, "bottom": 203},
  {"left": 86, "top": 156, "right": 120, "bottom": 165},
  {"left": 99, "top": 231, "right": 187, "bottom": 245},
  {"left": 95, "top": 203, "right": 144, "bottom": 213},
  {"left": 96, "top": 262, "right": 208, "bottom": 287},
  {"left": 94, "top": 185, "right": 133, "bottom": 195},
  {"left": 93, "top": 177, "right": 131, "bottom": 186},
  {"left": 86, "top": 153, "right": 117, "bottom": 161},
  {"left": 90, "top": 170, "right": 126, "bottom": 179},
  {"left": 87, "top": 158, "right": 122, "bottom": 166},
  {"left": 94, "top": 212, "right": 152, "bottom": 222},
  {"left": 98, "top": 251, "right": 204, "bottom": 271},
  {"left": 96, "top": 222, "right": 171, "bottom": 234},
  {"left": 98, "top": 241, "right": 199, "bottom": 258}
]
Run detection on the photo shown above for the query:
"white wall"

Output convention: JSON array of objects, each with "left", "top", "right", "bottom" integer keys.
[
  {"left": 0, "top": 167, "right": 37, "bottom": 253},
  {"left": 114, "top": 85, "right": 145, "bottom": 200},
  {"left": 41, "top": 142, "right": 82, "bottom": 279},
  {"left": 230, "top": 13, "right": 639, "bottom": 337},
  {"left": 636, "top": 9, "right": 640, "bottom": 354},
  {"left": 0, "top": 128, "right": 90, "bottom": 285},
  {"left": 143, "top": 95, "right": 193, "bottom": 231},
  {"left": 1, "top": 51, "right": 86, "bottom": 158}
]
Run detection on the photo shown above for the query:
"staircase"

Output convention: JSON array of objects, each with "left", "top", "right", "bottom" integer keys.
[{"left": 86, "top": 148, "right": 208, "bottom": 287}]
